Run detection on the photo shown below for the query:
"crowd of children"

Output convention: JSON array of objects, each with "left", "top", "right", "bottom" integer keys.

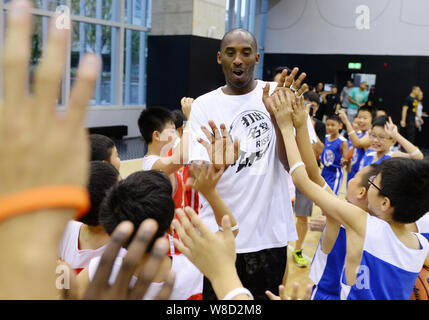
[{"left": 1, "top": 0, "right": 429, "bottom": 301}]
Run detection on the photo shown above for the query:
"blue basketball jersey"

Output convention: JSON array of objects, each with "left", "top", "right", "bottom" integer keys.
[
  {"left": 310, "top": 226, "right": 347, "bottom": 300},
  {"left": 347, "top": 131, "right": 368, "bottom": 182},
  {"left": 360, "top": 149, "right": 394, "bottom": 168},
  {"left": 416, "top": 212, "right": 429, "bottom": 242},
  {"left": 340, "top": 214, "right": 429, "bottom": 300},
  {"left": 321, "top": 135, "right": 347, "bottom": 169}
]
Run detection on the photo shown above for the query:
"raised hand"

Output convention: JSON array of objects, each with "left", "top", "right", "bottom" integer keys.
[
  {"left": 198, "top": 121, "right": 240, "bottom": 171},
  {"left": 83, "top": 220, "right": 175, "bottom": 300},
  {"left": 172, "top": 207, "right": 236, "bottom": 285},
  {"left": 0, "top": 0, "right": 101, "bottom": 197},
  {"left": 291, "top": 95, "right": 308, "bottom": 129},
  {"left": 186, "top": 163, "right": 224, "bottom": 196},
  {"left": 265, "top": 282, "right": 312, "bottom": 300},
  {"left": 275, "top": 67, "right": 309, "bottom": 97},
  {"left": 338, "top": 110, "right": 349, "bottom": 125},
  {"left": 180, "top": 97, "right": 193, "bottom": 119},
  {"left": 267, "top": 89, "right": 295, "bottom": 129},
  {"left": 384, "top": 117, "right": 398, "bottom": 138}
]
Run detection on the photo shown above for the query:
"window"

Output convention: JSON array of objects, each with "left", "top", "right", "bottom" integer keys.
[{"left": 1, "top": 0, "right": 152, "bottom": 107}]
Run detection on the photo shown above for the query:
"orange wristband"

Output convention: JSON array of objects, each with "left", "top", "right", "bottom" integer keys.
[{"left": 0, "top": 186, "right": 90, "bottom": 222}]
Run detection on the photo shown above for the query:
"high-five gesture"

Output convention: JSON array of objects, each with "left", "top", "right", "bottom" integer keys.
[
  {"left": 291, "top": 94, "right": 308, "bottom": 129},
  {"left": 264, "top": 89, "right": 296, "bottom": 129},
  {"left": 198, "top": 121, "right": 240, "bottom": 171},
  {"left": 275, "top": 67, "right": 309, "bottom": 96},
  {"left": 186, "top": 163, "right": 224, "bottom": 195},
  {"left": 263, "top": 67, "right": 308, "bottom": 117}
]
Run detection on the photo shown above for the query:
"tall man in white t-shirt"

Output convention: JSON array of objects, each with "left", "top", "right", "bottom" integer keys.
[{"left": 188, "top": 28, "right": 315, "bottom": 299}]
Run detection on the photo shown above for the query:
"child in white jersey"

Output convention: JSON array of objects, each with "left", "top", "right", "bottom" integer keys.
[
  {"left": 268, "top": 89, "right": 429, "bottom": 300},
  {"left": 58, "top": 161, "right": 120, "bottom": 274}
]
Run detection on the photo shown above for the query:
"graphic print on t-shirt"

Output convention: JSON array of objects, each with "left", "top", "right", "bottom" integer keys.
[
  {"left": 323, "top": 149, "right": 335, "bottom": 167},
  {"left": 228, "top": 109, "right": 273, "bottom": 174}
]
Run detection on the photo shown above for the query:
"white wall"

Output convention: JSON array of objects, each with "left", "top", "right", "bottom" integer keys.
[{"left": 265, "top": 0, "right": 429, "bottom": 56}]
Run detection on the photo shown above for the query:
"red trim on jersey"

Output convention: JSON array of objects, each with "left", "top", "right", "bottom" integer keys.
[
  {"left": 74, "top": 268, "right": 84, "bottom": 275},
  {"left": 165, "top": 159, "right": 201, "bottom": 256},
  {"left": 187, "top": 293, "right": 203, "bottom": 300}
]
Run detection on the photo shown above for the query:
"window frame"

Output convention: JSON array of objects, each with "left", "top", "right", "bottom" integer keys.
[{"left": 0, "top": 0, "right": 151, "bottom": 109}]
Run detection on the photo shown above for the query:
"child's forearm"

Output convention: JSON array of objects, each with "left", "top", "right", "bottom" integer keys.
[
  {"left": 280, "top": 125, "right": 364, "bottom": 233},
  {"left": 172, "top": 120, "right": 190, "bottom": 165},
  {"left": 401, "top": 107, "right": 408, "bottom": 124},
  {"left": 203, "top": 189, "right": 238, "bottom": 236},
  {"left": 393, "top": 131, "right": 423, "bottom": 159},
  {"left": 296, "top": 126, "right": 325, "bottom": 186},
  {"left": 281, "top": 126, "right": 306, "bottom": 180},
  {"left": 210, "top": 268, "right": 251, "bottom": 300}
]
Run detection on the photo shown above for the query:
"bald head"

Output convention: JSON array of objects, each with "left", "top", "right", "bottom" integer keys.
[{"left": 220, "top": 28, "right": 258, "bottom": 52}]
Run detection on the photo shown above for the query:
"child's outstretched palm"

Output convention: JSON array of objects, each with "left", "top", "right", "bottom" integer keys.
[
  {"left": 186, "top": 163, "right": 224, "bottom": 196},
  {"left": 268, "top": 89, "right": 295, "bottom": 128},
  {"left": 291, "top": 95, "right": 308, "bottom": 129}
]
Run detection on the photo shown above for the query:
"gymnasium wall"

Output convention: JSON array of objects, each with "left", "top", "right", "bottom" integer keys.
[
  {"left": 265, "top": 0, "right": 429, "bottom": 56},
  {"left": 146, "top": 35, "right": 225, "bottom": 110}
]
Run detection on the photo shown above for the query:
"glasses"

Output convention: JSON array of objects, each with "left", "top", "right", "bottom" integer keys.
[
  {"left": 369, "top": 134, "right": 391, "bottom": 142},
  {"left": 368, "top": 175, "right": 382, "bottom": 192}
]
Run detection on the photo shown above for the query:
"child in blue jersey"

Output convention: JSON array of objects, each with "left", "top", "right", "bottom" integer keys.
[
  {"left": 320, "top": 114, "right": 348, "bottom": 195},
  {"left": 338, "top": 107, "right": 373, "bottom": 183},
  {"left": 360, "top": 116, "right": 423, "bottom": 168},
  {"left": 267, "top": 89, "right": 429, "bottom": 300},
  {"left": 310, "top": 165, "right": 378, "bottom": 300}
]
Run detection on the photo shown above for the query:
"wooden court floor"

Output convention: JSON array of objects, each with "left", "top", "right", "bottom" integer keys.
[{"left": 119, "top": 159, "right": 348, "bottom": 298}]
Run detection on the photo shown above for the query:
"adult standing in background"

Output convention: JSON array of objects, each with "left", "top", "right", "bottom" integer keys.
[
  {"left": 323, "top": 85, "right": 341, "bottom": 117},
  {"left": 400, "top": 86, "right": 421, "bottom": 144},
  {"left": 340, "top": 80, "right": 354, "bottom": 112},
  {"left": 416, "top": 89, "right": 425, "bottom": 132},
  {"left": 347, "top": 81, "right": 369, "bottom": 122}
]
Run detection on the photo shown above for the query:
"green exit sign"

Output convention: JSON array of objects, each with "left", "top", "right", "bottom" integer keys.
[{"left": 348, "top": 62, "right": 362, "bottom": 70}]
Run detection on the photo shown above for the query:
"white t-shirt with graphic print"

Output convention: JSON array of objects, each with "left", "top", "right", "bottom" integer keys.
[{"left": 188, "top": 80, "right": 316, "bottom": 253}]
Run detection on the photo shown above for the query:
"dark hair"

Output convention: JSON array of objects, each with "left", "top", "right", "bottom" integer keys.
[
  {"left": 80, "top": 161, "right": 120, "bottom": 226},
  {"left": 171, "top": 109, "right": 187, "bottom": 129},
  {"left": 357, "top": 105, "right": 374, "bottom": 121},
  {"left": 371, "top": 115, "right": 389, "bottom": 128},
  {"left": 375, "top": 106, "right": 388, "bottom": 115},
  {"left": 303, "top": 91, "right": 320, "bottom": 104},
  {"left": 137, "top": 107, "right": 175, "bottom": 144},
  {"left": 359, "top": 164, "right": 379, "bottom": 190},
  {"left": 272, "top": 66, "right": 292, "bottom": 78},
  {"left": 89, "top": 134, "right": 115, "bottom": 162},
  {"left": 220, "top": 28, "right": 258, "bottom": 52},
  {"left": 326, "top": 114, "right": 342, "bottom": 124},
  {"left": 377, "top": 158, "right": 429, "bottom": 223},
  {"left": 99, "top": 170, "right": 175, "bottom": 249}
]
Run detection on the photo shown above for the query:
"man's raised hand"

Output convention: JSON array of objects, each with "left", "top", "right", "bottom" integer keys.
[
  {"left": 198, "top": 121, "right": 240, "bottom": 171},
  {"left": 275, "top": 67, "right": 309, "bottom": 97}
]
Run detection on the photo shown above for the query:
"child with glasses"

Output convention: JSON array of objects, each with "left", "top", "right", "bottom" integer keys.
[
  {"left": 268, "top": 89, "right": 429, "bottom": 300},
  {"left": 359, "top": 115, "right": 423, "bottom": 169}
]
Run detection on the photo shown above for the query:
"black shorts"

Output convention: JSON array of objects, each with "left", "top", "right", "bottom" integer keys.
[
  {"left": 202, "top": 246, "right": 287, "bottom": 300},
  {"left": 402, "top": 124, "right": 416, "bottom": 144}
]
